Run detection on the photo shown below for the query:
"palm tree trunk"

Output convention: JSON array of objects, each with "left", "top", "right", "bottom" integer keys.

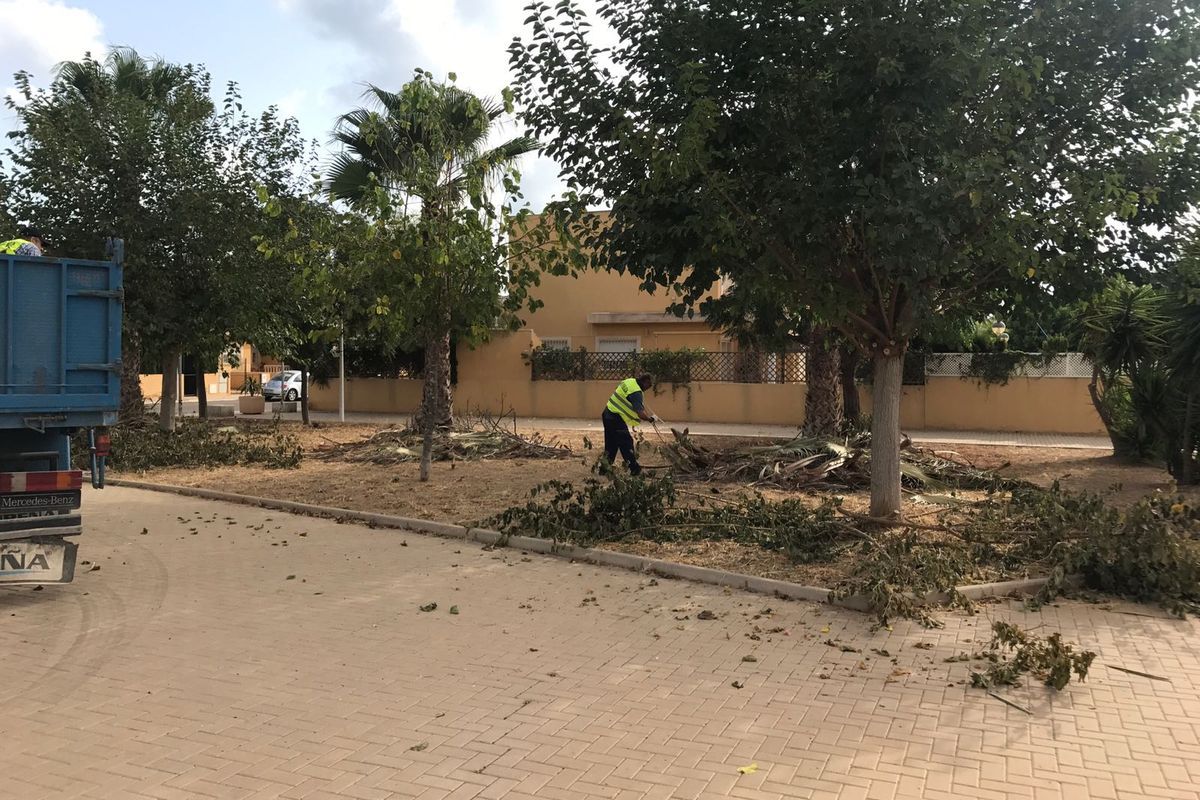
[
  {"left": 803, "top": 327, "right": 842, "bottom": 436},
  {"left": 1087, "top": 367, "right": 1121, "bottom": 452},
  {"left": 418, "top": 316, "right": 453, "bottom": 483}
]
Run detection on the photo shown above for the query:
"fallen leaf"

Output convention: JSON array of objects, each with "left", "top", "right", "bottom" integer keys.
[
  {"left": 737, "top": 763, "right": 758, "bottom": 775},
  {"left": 449, "top": 606, "right": 460, "bottom": 615},
  {"left": 419, "top": 602, "right": 438, "bottom": 612},
  {"left": 731, "top": 680, "right": 745, "bottom": 689},
  {"left": 697, "top": 610, "right": 718, "bottom": 620},
  {"left": 409, "top": 741, "right": 428, "bottom": 752},
  {"left": 820, "top": 626, "right": 830, "bottom": 634},
  {"left": 286, "top": 575, "right": 296, "bottom": 581},
  {"left": 742, "top": 655, "right": 758, "bottom": 663}
]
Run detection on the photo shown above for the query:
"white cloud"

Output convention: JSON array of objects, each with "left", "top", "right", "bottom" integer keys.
[
  {"left": 276, "top": 0, "right": 618, "bottom": 208},
  {"left": 0, "top": 0, "right": 104, "bottom": 81},
  {"left": 0, "top": 0, "right": 104, "bottom": 119}
]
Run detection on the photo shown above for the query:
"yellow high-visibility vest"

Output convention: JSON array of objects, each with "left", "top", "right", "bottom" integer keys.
[
  {"left": 0, "top": 239, "right": 33, "bottom": 255},
  {"left": 606, "top": 377, "right": 644, "bottom": 425}
]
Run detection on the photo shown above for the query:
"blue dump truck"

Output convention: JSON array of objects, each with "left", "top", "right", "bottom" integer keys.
[{"left": 0, "top": 241, "right": 122, "bottom": 585}]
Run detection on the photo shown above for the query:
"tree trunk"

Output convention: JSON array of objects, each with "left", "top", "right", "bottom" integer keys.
[
  {"left": 803, "top": 328, "right": 842, "bottom": 436},
  {"left": 1182, "top": 387, "right": 1197, "bottom": 485},
  {"left": 415, "top": 326, "right": 454, "bottom": 432},
  {"left": 419, "top": 422, "right": 434, "bottom": 483},
  {"left": 195, "top": 359, "right": 208, "bottom": 419},
  {"left": 159, "top": 350, "right": 180, "bottom": 433},
  {"left": 840, "top": 344, "right": 861, "bottom": 423},
  {"left": 300, "top": 366, "right": 310, "bottom": 426},
  {"left": 1087, "top": 367, "right": 1122, "bottom": 452},
  {"left": 869, "top": 350, "right": 904, "bottom": 519},
  {"left": 120, "top": 334, "right": 145, "bottom": 421}
]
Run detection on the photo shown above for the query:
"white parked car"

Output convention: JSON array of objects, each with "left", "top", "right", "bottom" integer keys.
[{"left": 263, "top": 370, "right": 302, "bottom": 401}]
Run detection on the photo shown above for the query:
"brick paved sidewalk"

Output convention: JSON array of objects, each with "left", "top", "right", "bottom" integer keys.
[{"left": 1, "top": 487, "right": 1194, "bottom": 800}]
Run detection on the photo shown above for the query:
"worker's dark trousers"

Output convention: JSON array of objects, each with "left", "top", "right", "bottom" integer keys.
[{"left": 602, "top": 411, "right": 642, "bottom": 475}]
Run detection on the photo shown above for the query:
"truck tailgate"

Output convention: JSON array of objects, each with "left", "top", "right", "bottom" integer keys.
[{"left": 0, "top": 253, "right": 122, "bottom": 427}]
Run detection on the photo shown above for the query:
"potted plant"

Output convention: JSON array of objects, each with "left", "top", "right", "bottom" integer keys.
[{"left": 238, "top": 376, "right": 265, "bottom": 415}]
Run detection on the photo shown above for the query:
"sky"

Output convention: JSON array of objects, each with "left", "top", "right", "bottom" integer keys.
[{"left": 0, "top": 0, "right": 578, "bottom": 208}]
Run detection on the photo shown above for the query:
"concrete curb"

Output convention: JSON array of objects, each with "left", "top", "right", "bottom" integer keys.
[{"left": 105, "top": 477, "right": 1056, "bottom": 611}]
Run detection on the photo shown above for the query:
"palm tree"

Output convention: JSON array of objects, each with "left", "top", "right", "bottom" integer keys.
[
  {"left": 1076, "top": 279, "right": 1167, "bottom": 455},
  {"left": 51, "top": 48, "right": 197, "bottom": 427},
  {"left": 56, "top": 47, "right": 189, "bottom": 108},
  {"left": 325, "top": 77, "right": 538, "bottom": 438}
]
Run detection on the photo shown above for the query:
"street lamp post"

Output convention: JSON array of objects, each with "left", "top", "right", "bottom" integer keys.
[{"left": 336, "top": 332, "right": 346, "bottom": 423}]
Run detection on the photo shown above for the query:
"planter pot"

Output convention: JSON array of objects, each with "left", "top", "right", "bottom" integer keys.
[{"left": 238, "top": 396, "right": 266, "bottom": 415}]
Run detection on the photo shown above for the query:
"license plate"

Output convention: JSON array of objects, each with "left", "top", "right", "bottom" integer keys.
[
  {"left": 0, "top": 491, "right": 81, "bottom": 515},
  {"left": 0, "top": 539, "right": 77, "bottom": 584}
]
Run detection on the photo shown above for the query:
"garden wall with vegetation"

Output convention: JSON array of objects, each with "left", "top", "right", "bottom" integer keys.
[{"left": 305, "top": 332, "right": 1105, "bottom": 434}]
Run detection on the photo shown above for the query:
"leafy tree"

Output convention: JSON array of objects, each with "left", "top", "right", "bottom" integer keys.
[
  {"left": 256, "top": 192, "right": 389, "bottom": 425},
  {"left": 5, "top": 48, "right": 308, "bottom": 429},
  {"left": 512, "top": 0, "right": 1200, "bottom": 516},
  {"left": 0, "top": 176, "right": 18, "bottom": 233}
]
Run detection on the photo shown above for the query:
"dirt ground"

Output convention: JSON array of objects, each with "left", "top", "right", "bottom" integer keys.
[{"left": 131, "top": 422, "right": 1198, "bottom": 588}]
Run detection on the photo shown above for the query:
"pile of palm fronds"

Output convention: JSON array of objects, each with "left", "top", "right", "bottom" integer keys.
[
  {"left": 657, "top": 429, "right": 1017, "bottom": 493},
  {"left": 316, "top": 419, "right": 570, "bottom": 465}
]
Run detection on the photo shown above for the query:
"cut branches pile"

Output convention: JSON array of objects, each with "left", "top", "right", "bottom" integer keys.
[
  {"left": 494, "top": 462, "right": 1200, "bottom": 627},
  {"left": 316, "top": 417, "right": 570, "bottom": 465},
  {"left": 84, "top": 416, "right": 302, "bottom": 471},
  {"left": 658, "top": 429, "right": 1018, "bottom": 495}
]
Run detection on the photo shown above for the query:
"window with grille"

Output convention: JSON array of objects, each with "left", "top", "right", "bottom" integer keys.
[
  {"left": 539, "top": 337, "right": 571, "bottom": 350},
  {"left": 595, "top": 337, "right": 639, "bottom": 353}
]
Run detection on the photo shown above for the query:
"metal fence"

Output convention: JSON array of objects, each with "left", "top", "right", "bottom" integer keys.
[
  {"left": 530, "top": 350, "right": 808, "bottom": 384},
  {"left": 925, "top": 352, "right": 1092, "bottom": 379},
  {"left": 530, "top": 349, "right": 1092, "bottom": 385}
]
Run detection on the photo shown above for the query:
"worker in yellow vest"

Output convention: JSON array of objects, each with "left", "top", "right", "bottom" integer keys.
[
  {"left": 602, "top": 373, "right": 656, "bottom": 475},
  {"left": 0, "top": 227, "right": 49, "bottom": 257}
]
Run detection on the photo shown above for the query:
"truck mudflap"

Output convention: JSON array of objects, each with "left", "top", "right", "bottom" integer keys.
[{"left": 0, "top": 537, "right": 78, "bottom": 585}]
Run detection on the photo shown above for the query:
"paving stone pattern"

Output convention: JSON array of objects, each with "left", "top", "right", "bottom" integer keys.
[{"left": 0, "top": 488, "right": 1196, "bottom": 800}]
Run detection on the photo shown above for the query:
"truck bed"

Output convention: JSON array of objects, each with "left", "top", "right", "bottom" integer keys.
[{"left": 0, "top": 251, "right": 122, "bottom": 429}]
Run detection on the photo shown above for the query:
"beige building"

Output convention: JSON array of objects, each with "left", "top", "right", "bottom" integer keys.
[{"left": 522, "top": 263, "right": 727, "bottom": 355}]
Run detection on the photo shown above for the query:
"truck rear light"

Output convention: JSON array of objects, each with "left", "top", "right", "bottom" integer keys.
[
  {"left": 95, "top": 433, "right": 111, "bottom": 457},
  {"left": 0, "top": 471, "right": 84, "bottom": 493}
]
